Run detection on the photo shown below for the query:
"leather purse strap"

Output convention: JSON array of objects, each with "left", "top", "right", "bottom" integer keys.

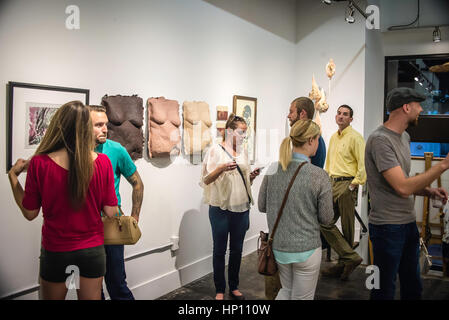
[
  {"left": 219, "top": 144, "right": 251, "bottom": 204},
  {"left": 269, "top": 161, "right": 307, "bottom": 242}
]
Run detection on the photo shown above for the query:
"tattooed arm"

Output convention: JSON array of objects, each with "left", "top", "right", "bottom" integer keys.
[{"left": 126, "top": 170, "right": 144, "bottom": 223}]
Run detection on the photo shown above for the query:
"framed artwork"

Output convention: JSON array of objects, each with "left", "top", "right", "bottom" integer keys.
[
  {"left": 215, "top": 105, "right": 228, "bottom": 142},
  {"left": 7, "top": 82, "right": 90, "bottom": 171},
  {"left": 233, "top": 95, "right": 257, "bottom": 164}
]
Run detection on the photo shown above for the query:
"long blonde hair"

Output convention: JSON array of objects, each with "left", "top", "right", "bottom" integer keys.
[
  {"left": 279, "top": 119, "right": 320, "bottom": 171},
  {"left": 35, "top": 100, "right": 95, "bottom": 209}
]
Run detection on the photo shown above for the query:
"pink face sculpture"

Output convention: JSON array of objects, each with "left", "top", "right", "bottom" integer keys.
[{"left": 147, "top": 97, "right": 181, "bottom": 158}]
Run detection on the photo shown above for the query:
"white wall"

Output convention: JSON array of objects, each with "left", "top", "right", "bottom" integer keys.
[
  {"left": 380, "top": 0, "right": 449, "bottom": 55},
  {"left": 295, "top": 0, "right": 366, "bottom": 157},
  {"left": 383, "top": 27, "right": 449, "bottom": 57},
  {"left": 0, "top": 0, "right": 298, "bottom": 299},
  {"left": 380, "top": 0, "right": 449, "bottom": 33}
]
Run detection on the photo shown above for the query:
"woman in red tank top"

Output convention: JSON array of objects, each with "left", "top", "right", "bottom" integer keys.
[{"left": 8, "top": 100, "right": 118, "bottom": 300}]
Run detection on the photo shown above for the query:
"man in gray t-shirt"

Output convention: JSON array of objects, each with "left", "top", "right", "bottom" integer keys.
[
  {"left": 366, "top": 126, "right": 415, "bottom": 225},
  {"left": 365, "top": 87, "right": 449, "bottom": 300}
]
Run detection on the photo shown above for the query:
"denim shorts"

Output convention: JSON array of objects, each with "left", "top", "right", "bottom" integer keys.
[{"left": 39, "top": 245, "right": 106, "bottom": 283}]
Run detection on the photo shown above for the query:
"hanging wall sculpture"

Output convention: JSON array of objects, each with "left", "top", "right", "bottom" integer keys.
[
  {"left": 326, "top": 58, "right": 336, "bottom": 95},
  {"left": 101, "top": 94, "right": 144, "bottom": 160},
  {"left": 308, "top": 75, "right": 329, "bottom": 132},
  {"left": 147, "top": 97, "right": 181, "bottom": 158},
  {"left": 182, "top": 101, "right": 212, "bottom": 155}
]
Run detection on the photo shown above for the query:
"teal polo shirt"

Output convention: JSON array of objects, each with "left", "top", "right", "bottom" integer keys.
[{"left": 95, "top": 139, "right": 136, "bottom": 207}]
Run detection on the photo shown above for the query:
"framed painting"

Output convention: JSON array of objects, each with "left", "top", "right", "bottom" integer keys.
[
  {"left": 233, "top": 95, "right": 257, "bottom": 164},
  {"left": 6, "top": 82, "right": 90, "bottom": 171}
]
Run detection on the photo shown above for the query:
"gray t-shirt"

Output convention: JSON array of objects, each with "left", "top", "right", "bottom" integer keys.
[{"left": 365, "top": 125, "right": 416, "bottom": 225}]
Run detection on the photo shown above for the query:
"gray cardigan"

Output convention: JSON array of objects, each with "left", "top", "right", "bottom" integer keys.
[{"left": 258, "top": 160, "right": 333, "bottom": 253}]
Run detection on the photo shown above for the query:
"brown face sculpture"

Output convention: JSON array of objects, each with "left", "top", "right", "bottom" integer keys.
[
  {"left": 147, "top": 97, "right": 181, "bottom": 158},
  {"left": 101, "top": 94, "right": 144, "bottom": 160}
]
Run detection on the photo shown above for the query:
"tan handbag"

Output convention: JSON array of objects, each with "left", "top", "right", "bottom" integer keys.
[
  {"left": 102, "top": 215, "right": 142, "bottom": 245},
  {"left": 258, "top": 161, "right": 307, "bottom": 276}
]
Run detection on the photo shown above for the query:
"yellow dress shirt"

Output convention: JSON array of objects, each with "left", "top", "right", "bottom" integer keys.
[{"left": 325, "top": 126, "right": 366, "bottom": 185}]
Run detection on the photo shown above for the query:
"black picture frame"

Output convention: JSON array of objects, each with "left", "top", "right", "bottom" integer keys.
[
  {"left": 384, "top": 53, "right": 449, "bottom": 143},
  {"left": 6, "top": 82, "right": 90, "bottom": 172}
]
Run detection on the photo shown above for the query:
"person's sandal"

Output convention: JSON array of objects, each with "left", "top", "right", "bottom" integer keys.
[{"left": 215, "top": 293, "right": 224, "bottom": 300}]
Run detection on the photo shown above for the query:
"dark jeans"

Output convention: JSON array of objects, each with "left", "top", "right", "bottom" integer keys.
[
  {"left": 369, "top": 222, "right": 422, "bottom": 300},
  {"left": 101, "top": 244, "right": 135, "bottom": 300},
  {"left": 209, "top": 206, "right": 249, "bottom": 294}
]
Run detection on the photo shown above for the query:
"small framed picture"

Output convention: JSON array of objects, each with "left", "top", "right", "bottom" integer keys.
[
  {"left": 233, "top": 95, "right": 257, "bottom": 164},
  {"left": 7, "top": 82, "right": 90, "bottom": 171}
]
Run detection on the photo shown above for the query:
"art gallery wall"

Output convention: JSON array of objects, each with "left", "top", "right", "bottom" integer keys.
[
  {"left": 1, "top": 0, "right": 445, "bottom": 300},
  {"left": 0, "top": 0, "right": 300, "bottom": 299}
]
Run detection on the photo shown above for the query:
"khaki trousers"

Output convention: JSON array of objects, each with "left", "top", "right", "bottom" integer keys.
[{"left": 320, "top": 179, "right": 361, "bottom": 265}]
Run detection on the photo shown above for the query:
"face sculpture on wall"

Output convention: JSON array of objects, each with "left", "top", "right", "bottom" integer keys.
[
  {"left": 147, "top": 97, "right": 181, "bottom": 158},
  {"left": 182, "top": 101, "right": 212, "bottom": 156},
  {"left": 101, "top": 94, "right": 144, "bottom": 160}
]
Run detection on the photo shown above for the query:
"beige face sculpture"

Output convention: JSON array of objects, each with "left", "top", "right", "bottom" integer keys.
[
  {"left": 147, "top": 97, "right": 181, "bottom": 158},
  {"left": 182, "top": 101, "right": 212, "bottom": 155}
]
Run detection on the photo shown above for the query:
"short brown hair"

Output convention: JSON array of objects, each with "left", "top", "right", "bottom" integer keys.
[
  {"left": 338, "top": 104, "right": 353, "bottom": 118},
  {"left": 87, "top": 105, "right": 107, "bottom": 113},
  {"left": 291, "top": 97, "right": 315, "bottom": 120}
]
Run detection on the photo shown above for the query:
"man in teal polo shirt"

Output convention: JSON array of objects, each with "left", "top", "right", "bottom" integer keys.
[{"left": 89, "top": 105, "right": 144, "bottom": 300}]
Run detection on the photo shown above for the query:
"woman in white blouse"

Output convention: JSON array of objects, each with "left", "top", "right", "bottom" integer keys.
[{"left": 201, "top": 114, "right": 261, "bottom": 300}]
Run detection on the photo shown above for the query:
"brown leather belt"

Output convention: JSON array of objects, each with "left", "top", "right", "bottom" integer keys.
[{"left": 332, "top": 176, "right": 354, "bottom": 182}]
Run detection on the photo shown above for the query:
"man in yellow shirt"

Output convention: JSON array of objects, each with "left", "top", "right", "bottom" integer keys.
[{"left": 321, "top": 104, "right": 365, "bottom": 280}]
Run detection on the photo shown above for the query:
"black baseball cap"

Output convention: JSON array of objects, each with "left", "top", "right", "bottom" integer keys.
[{"left": 386, "top": 87, "right": 426, "bottom": 112}]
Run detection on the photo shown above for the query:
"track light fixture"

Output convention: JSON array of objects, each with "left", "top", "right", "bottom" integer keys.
[
  {"left": 345, "top": 2, "right": 355, "bottom": 24},
  {"left": 433, "top": 26, "right": 441, "bottom": 42},
  {"left": 323, "top": 0, "right": 369, "bottom": 24}
]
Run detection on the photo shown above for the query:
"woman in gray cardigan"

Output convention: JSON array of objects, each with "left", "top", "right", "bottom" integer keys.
[{"left": 258, "top": 119, "right": 333, "bottom": 300}]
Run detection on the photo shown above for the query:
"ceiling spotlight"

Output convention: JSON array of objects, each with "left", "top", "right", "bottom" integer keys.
[
  {"left": 433, "top": 26, "right": 441, "bottom": 42},
  {"left": 345, "top": 2, "right": 355, "bottom": 24},
  {"left": 414, "top": 77, "right": 419, "bottom": 81},
  {"left": 322, "top": 0, "right": 332, "bottom": 4}
]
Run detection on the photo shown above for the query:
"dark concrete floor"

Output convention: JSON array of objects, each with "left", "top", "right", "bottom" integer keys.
[{"left": 158, "top": 250, "right": 449, "bottom": 300}]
